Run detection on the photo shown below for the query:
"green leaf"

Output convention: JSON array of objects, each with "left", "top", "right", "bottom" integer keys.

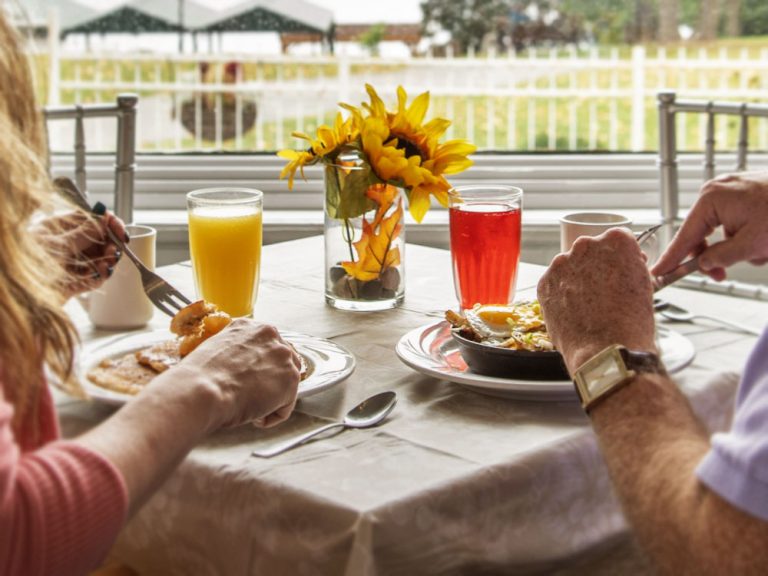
[
  {"left": 326, "top": 161, "right": 380, "bottom": 220},
  {"left": 325, "top": 164, "right": 342, "bottom": 219}
]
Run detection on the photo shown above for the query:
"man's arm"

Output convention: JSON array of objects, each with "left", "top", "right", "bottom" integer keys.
[
  {"left": 590, "top": 371, "right": 768, "bottom": 575},
  {"left": 538, "top": 225, "right": 768, "bottom": 575}
]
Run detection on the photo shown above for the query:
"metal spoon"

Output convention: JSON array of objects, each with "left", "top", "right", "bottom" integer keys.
[
  {"left": 658, "top": 301, "right": 761, "bottom": 336},
  {"left": 251, "top": 391, "right": 397, "bottom": 458}
]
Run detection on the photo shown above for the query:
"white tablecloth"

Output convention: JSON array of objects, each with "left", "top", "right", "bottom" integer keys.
[{"left": 56, "top": 236, "right": 766, "bottom": 575}]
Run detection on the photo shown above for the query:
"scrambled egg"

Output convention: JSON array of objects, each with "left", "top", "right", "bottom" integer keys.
[{"left": 446, "top": 300, "right": 555, "bottom": 352}]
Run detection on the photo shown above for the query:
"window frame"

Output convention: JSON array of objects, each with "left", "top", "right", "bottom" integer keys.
[{"left": 49, "top": 150, "right": 760, "bottom": 265}]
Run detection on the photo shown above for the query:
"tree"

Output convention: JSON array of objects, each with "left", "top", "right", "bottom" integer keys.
[
  {"left": 742, "top": 0, "right": 768, "bottom": 36},
  {"left": 658, "top": 0, "right": 680, "bottom": 42},
  {"left": 359, "top": 23, "right": 386, "bottom": 56},
  {"left": 420, "top": 0, "right": 511, "bottom": 54},
  {"left": 631, "top": 0, "right": 658, "bottom": 42},
  {"left": 723, "top": 0, "right": 742, "bottom": 36},
  {"left": 697, "top": 0, "right": 722, "bottom": 40}
]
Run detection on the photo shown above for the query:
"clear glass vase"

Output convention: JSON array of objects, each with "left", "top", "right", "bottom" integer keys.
[{"left": 324, "top": 158, "right": 405, "bottom": 311}]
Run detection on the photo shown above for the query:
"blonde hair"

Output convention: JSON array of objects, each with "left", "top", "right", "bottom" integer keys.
[{"left": 0, "top": 13, "right": 80, "bottom": 428}]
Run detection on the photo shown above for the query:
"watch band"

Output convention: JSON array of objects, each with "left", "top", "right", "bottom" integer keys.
[
  {"left": 618, "top": 347, "right": 666, "bottom": 376},
  {"left": 573, "top": 345, "right": 666, "bottom": 413}
]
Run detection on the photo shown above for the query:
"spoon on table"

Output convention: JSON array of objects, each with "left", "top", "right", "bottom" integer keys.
[
  {"left": 251, "top": 391, "right": 398, "bottom": 458},
  {"left": 655, "top": 300, "right": 762, "bottom": 336}
]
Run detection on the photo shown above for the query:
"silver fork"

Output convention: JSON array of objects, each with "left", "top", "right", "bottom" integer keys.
[{"left": 54, "top": 177, "right": 192, "bottom": 317}]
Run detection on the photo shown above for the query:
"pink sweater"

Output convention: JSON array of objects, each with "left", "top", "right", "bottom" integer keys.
[{"left": 0, "top": 384, "right": 128, "bottom": 576}]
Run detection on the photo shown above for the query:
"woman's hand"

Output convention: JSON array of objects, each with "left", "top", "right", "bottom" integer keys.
[
  {"left": 33, "top": 205, "right": 129, "bottom": 298},
  {"left": 652, "top": 171, "right": 768, "bottom": 281},
  {"left": 164, "top": 319, "right": 302, "bottom": 430}
]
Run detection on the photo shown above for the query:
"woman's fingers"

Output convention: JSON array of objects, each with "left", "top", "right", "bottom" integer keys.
[
  {"left": 256, "top": 401, "right": 298, "bottom": 429},
  {"left": 104, "top": 212, "right": 130, "bottom": 244}
]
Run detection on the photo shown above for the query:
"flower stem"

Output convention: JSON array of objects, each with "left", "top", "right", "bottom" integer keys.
[
  {"left": 342, "top": 218, "right": 355, "bottom": 261},
  {"left": 332, "top": 166, "right": 356, "bottom": 263}
]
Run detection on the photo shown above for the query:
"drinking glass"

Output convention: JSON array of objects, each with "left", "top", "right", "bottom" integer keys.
[
  {"left": 448, "top": 185, "right": 523, "bottom": 310},
  {"left": 187, "top": 187, "right": 263, "bottom": 317}
]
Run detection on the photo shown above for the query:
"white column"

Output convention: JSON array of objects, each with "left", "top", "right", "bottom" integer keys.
[
  {"left": 631, "top": 45, "right": 646, "bottom": 152},
  {"left": 47, "top": 7, "right": 61, "bottom": 106}
]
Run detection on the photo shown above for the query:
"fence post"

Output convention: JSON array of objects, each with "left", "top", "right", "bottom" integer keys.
[
  {"left": 338, "top": 54, "right": 351, "bottom": 105},
  {"left": 631, "top": 45, "right": 646, "bottom": 152},
  {"left": 47, "top": 7, "right": 61, "bottom": 106}
]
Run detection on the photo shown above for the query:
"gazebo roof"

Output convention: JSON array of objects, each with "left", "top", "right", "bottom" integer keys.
[
  {"left": 62, "top": 2, "right": 182, "bottom": 35},
  {"left": 201, "top": 0, "right": 333, "bottom": 34},
  {"left": 132, "top": 0, "right": 221, "bottom": 30},
  {"left": 56, "top": 0, "right": 334, "bottom": 36}
]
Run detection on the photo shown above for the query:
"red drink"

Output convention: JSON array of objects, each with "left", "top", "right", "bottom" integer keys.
[{"left": 450, "top": 203, "right": 521, "bottom": 309}]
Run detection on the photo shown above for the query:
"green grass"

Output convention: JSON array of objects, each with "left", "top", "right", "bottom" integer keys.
[{"left": 36, "top": 38, "right": 768, "bottom": 153}]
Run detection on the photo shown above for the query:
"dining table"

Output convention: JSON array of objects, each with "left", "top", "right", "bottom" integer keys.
[{"left": 55, "top": 235, "right": 768, "bottom": 576}]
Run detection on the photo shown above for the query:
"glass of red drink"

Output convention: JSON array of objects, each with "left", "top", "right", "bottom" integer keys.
[{"left": 448, "top": 185, "right": 523, "bottom": 310}]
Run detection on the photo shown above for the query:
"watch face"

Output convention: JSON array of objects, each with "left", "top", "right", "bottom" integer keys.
[
  {"left": 582, "top": 354, "right": 624, "bottom": 398},
  {"left": 574, "top": 346, "right": 634, "bottom": 409}
]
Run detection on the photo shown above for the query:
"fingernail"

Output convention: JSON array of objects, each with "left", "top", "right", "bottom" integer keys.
[
  {"left": 107, "top": 266, "right": 114, "bottom": 278},
  {"left": 115, "top": 250, "right": 122, "bottom": 260},
  {"left": 92, "top": 201, "right": 107, "bottom": 216},
  {"left": 91, "top": 270, "right": 101, "bottom": 280}
]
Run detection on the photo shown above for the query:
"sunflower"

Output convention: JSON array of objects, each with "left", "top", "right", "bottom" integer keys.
[
  {"left": 278, "top": 112, "right": 359, "bottom": 189},
  {"left": 278, "top": 83, "right": 475, "bottom": 221},
  {"left": 355, "top": 84, "right": 477, "bottom": 222}
]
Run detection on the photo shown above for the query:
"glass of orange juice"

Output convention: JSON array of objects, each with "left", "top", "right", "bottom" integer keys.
[{"left": 187, "top": 188, "right": 263, "bottom": 317}]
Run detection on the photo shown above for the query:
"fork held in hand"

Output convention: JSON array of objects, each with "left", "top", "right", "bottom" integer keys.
[{"left": 54, "top": 177, "right": 192, "bottom": 317}]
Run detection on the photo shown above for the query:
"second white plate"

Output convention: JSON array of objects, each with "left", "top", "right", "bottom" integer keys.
[{"left": 395, "top": 321, "right": 695, "bottom": 401}]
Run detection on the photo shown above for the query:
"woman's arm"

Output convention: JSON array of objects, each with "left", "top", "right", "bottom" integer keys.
[
  {"left": 0, "top": 320, "right": 300, "bottom": 576},
  {"left": 76, "top": 320, "right": 301, "bottom": 516},
  {"left": 0, "top": 396, "right": 127, "bottom": 576}
]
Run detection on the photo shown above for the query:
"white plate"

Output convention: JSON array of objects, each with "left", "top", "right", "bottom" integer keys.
[
  {"left": 77, "top": 329, "right": 355, "bottom": 406},
  {"left": 395, "top": 321, "right": 695, "bottom": 401}
]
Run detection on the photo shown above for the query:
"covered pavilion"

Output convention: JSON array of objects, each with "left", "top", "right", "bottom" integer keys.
[{"left": 55, "top": 0, "right": 335, "bottom": 53}]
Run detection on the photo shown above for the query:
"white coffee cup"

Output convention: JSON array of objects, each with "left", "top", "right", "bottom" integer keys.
[
  {"left": 559, "top": 212, "right": 632, "bottom": 253},
  {"left": 80, "top": 224, "right": 156, "bottom": 329}
]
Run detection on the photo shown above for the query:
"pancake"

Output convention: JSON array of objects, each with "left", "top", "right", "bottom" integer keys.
[
  {"left": 87, "top": 353, "right": 157, "bottom": 395},
  {"left": 86, "top": 301, "right": 308, "bottom": 395},
  {"left": 136, "top": 339, "right": 182, "bottom": 373}
]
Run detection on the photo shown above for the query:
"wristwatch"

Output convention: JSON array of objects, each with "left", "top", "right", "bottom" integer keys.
[{"left": 573, "top": 345, "right": 666, "bottom": 413}]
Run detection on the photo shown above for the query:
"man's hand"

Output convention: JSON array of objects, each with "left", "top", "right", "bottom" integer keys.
[
  {"left": 652, "top": 171, "right": 768, "bottom": 281},
  {"left": 537, "top": 228, "right": 656, "bottom": 374}
]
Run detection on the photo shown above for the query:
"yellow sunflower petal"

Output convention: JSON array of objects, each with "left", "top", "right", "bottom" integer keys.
[
  {"left": 396, "top": 86, "right": 408, "bottom": 113},
  {"left": 365, "top": 84, "right": 388, "bottom": 118},
  {"left": 340, "top": 103, "right": 365, "bottom": 130},
  {"left": 406, "top": 90, "right": 430, "bottom": 126},
  {"left": 428, "top": 154, "right": 474, "bottom": 175},
  {"left": 291, "top": 131, "right": 313, "bottom": 142},
  {"left": 422, "top": 118, "right": 451, "bottom": 139},
  {"left": 408, "top": 187, "right": 432, "bottom": 223},
  {"left": 437, "top": 139, "right": 478, "bottom": 157}
]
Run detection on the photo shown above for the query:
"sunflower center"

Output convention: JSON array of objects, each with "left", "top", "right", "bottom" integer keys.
[{"left": 394, "top": 136, "right": 423, "bottom": 160}]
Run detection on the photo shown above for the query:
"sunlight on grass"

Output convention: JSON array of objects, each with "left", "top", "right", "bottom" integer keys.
[{"left": 36, "top": 39, "right": 768, "bottom": 153}]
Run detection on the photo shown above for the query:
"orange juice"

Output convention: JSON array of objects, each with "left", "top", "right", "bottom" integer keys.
[{"left": 189, "top": 206, "right": 262, "bottom": 317}]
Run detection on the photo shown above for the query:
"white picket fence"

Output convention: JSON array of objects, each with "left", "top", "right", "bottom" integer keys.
[{"left": 44, "top": 43, "right": 768, "bottom": 154}]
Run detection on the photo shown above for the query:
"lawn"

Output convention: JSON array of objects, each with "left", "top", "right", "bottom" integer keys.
[{"left": 35, "top": 38, "right": 768, "bottom": 153}]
